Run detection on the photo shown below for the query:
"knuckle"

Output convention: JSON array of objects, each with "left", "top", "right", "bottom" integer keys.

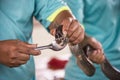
[
  {"left": 68, "top": 28, "right": 74, "bottom": 33},
  {"left": 9, "top": 59, "right": 15, "bottom": 65},
  {"left": 74, "top": 37, "right": 83, "bottom": 44},
  {"left": 70, "top": 36, "right": 77, "bottom": 41},
  {"left": 72, "top": 19, "right": 78, "bottom": 25},
  {"left": 9, "top": 53, "right": 17, "bottom": 59},
  {"left": 26, "top": 55, "right": 30, "bottom": 60},
  {"left": 80, "top": 35, "right": 84, "bottom": 41},
  {"left": 26, "top": 48, "right": 30, "bottom": 53},
  {"left": 15, "top": 40, "right": 21, "bottom": 45},
  {"left": 16, "top": 40, "right": 27, "bottom": 46},
  {"left": 8, "top": 48, "right": 18, "bottom": 57}
]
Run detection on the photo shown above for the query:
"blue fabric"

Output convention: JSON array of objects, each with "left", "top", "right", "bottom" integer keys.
[
  {"left": 64, "top": 0, "right": 120, "bottom": 80},
  {"left": 0, "top": 0, "right": 67, "bottom": 80}
]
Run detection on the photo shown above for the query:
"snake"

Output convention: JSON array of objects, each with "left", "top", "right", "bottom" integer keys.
[{"left": 69, "top": 43, "right": 120, "bottom": 80}]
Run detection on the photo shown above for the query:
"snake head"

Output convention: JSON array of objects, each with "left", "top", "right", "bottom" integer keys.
[{"left": 55, "top": 25, "right": 68, "bottom": 46}]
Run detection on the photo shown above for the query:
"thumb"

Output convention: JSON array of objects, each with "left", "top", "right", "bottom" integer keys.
[
  {"left": 27, "top": 44, "right": 41, "bottom": 55},
  {"left": 26, "top": 44, "right": 37, "bottom": 48}
]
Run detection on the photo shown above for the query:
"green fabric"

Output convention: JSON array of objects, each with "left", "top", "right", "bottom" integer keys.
[
  {"left": 64, "top": 0, "right": 120, "bottom": 80},
  {"left": 0, "top": 0, "right": 67, "bottom": 80}
]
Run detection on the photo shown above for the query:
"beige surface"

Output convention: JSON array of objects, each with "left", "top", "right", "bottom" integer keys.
[{"left": 32, "top": 22, "right": 71, "bottom": 80}]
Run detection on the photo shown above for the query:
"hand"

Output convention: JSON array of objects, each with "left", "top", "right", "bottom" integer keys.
[
  {"left": 85, "top": 36, "right": 105, "bottom": 64},
  {"left": 50, "top": 18, "right": 84, "bottom": 45},
  {"left": 0, "top": 40, "right": 40, "bottom": 67},
  {"left": 49, "top": 10, "right": 84, "bottom": 45},
  {"left": 61, "top": 18, "right": 84, "bottom": 45}
]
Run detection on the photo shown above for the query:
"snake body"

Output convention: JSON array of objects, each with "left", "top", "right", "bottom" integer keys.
[
  {"left": 70, "top": 44, "right": 120, "bottom": 80},
  {"left": 101, "top": 58, "right": 120, "bottom": 80}
]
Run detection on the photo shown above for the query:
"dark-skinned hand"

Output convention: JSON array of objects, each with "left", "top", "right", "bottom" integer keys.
[
  {"left": 85, "top": 36, "right": 105, "bottom": 64},
  {"left": 0, "top": 40, "right": 40, "bottom": 67},
  {"left": 50, "top": 17, "right": 85, "bottom": 45}
]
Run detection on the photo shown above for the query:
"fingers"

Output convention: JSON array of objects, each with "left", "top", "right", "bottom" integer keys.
[
  {"left": 18, "top": 46, "right": 41, "bottom": 55},
  {"left": 17, "top": 41, "right": 41, "bottom": 55},
  {"left": 50, "top": 17, "right": 84, "bottom": 45},
  {"left": 0, "top": 40, "right": 41, "bottom": 67},
  {"left": 8, "top": 52, "right": 34, "bottom": 67},
  {"left": 67, "top": 20, "right": 79, "bottom": 38},
  {"left": 61, "top": 18, "right": 84, "bottom": 44},
  {"left": 83, "top": 37, "right": 105, "bottom": 64},
  {"left": 15, "top": 53, "right": 30, "bottom": 66},
  {"left": 6, "top": 51, "right": 30, "bottom": 67},
  {"left": 61, "top": 17, "right": 73, "bottom": 33},
  {"left": 17, "top": 53, "right": 30, "bottom": 61},
  {"left": 88, "top": 49, "right": 105, "bottom": 64},
  {"left": 13, "top": 41, "right": 41, "bottom": 67},
  {"left": 68, "top": 20, "right": 84, "bottom": 44}
]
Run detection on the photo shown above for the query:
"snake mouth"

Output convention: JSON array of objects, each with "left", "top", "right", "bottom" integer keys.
[
  {"left": 52, "top": 38, "right": 68, "bottom": 51},
  {"left": 35, "top": 25, "right": 68, "bottom": 51},
  {"left": 53, "top": 25, "right": 68, "bottom": 51}
]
